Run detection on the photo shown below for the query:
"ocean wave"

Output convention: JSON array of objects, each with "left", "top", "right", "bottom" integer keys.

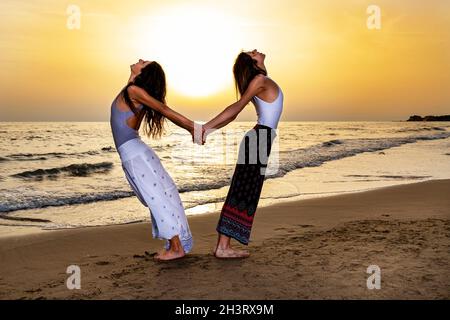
[
  {"left": 321, "top": 139, "right": 343, "bottom": 147},
  {"left": 1, "top": 131, "right": 449, "bottom": 213},
  {"left": 25, "top": 135, "right": 43, "bottom": 140},
  {"left": 11, "top": 162, "right": 113, "bottom": 179},
  {"left": 0, "top": 215, "right": 51, "bottom": 223},
  {"left": 0, "top": 189, "right": 227, "bottom": 215},
  {"left": 0, "top": 190, "right": 134, "bottom": 213},
  {"left": 178, "top": 179, "right": 231, "bottom": 193},
  {"left": 173, "top": 131, "right": 450, "bottom": 192},
  {"left": 395, "top": 126, "right": 446, "bottom": 133},
  {"left": 3, "top": 147, "right": 116, "bottom": 162},
  {"left": 8, "top": 153, "right": 49, "bottom": 161},
  {"left": 101, "top": 146, "right": 115, "bottom": 152},
  {"left": 272, "top": 131, "right": 450, "bottom": 178},
  {"left": 0, "top": 178, "right": 231, "bottom": 214}
]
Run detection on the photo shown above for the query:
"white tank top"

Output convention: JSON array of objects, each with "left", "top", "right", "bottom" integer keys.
[{"left": 252, "top": 80, "right": 284, "bottom": 129}]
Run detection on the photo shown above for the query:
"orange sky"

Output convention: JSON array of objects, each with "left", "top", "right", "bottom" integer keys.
[{"left": 0, "top": 0, "right": 449, "bottom": 121}]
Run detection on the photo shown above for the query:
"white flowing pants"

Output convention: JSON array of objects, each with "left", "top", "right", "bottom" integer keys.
[{"left": 118, "top": 138, "right": 193, "bottom": 253}]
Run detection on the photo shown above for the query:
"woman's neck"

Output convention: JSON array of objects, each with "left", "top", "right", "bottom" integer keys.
[
  {"left": 257, "top": 62, "right": 267, "bottom": 73},
  {"left": 128, "top": 73, "right": 137, "bottom": 84}
]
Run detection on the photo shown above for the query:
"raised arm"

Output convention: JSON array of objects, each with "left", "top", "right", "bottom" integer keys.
[
  {"left": 128, "top": 85, "right": 194, "bottom": 133},
  {"left": 203, "top": 75, "right": 265, "bottom": 133}
]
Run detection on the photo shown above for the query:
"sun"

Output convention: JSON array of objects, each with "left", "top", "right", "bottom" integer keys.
[{"left": 132, "top": 6, "right": 245, "bottom": 97}]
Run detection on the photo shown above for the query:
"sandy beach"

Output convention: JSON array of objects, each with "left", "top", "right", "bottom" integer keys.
[{"left": 0, "top": 179, "right": 449, "bottom": 300}]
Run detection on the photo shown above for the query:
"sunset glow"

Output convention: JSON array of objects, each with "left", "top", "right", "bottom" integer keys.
[
  {"left": 132, "top": 5, "right": 247, "bottom": 97},
  {"left": 0, "top": 0, "right": 449, "bottom": 121}
]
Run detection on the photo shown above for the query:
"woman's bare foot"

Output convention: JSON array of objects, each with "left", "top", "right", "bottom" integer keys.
[
  {"left": 214, "top": 233, "right": 250, "bottom": 259},
  {"left": 154, "top": 248, "right": 185, "bottom": 261},
  {"left": 153, "top": 248, "right": 166, "bottom": 260},
  {"left": 214, "top": 246, "right": 250, "bottom": 259},
  {"left": 154, "top": 235, "right": 186, "bottom": 261}
]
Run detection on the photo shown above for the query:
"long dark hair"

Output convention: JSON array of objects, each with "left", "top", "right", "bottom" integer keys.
[
  {"left": 233, "top": 52, "right": 267, "bottom": 98},
  {"left": 120, "top": 61, "right": 166, "bottom": 139}
]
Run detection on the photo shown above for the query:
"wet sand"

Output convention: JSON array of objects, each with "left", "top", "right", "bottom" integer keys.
[{"left": 0, "top": 179, "right": 449, "bottom": 299}]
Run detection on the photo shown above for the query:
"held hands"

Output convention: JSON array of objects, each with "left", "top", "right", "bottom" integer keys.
[{"left": 192, "top": 122, "right": 207, "bottom": 145}]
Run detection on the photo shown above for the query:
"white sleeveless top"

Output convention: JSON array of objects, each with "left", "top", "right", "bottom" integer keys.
[{"left": 252, "top": 80, "right": 284, "bottom": 129}]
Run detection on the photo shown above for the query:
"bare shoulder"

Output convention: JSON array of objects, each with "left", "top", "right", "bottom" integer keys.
[
  {"left": 126, "top": 84, "right": 142, "bottom": 97},
  {"left": 126, "top": 85, "right": 147, "bottom": 105},
  {"left": 253, "top": 74, "right": 267, "bottom": 84},
  {"left": 120, "top": 85, "right": 143, "bottom": 109},
  {"left": 248, "top": 74, "right": 267, "bottom": 91}
]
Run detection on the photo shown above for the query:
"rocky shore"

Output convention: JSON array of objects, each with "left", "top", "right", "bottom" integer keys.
[{"left": 407, "top": 115, "right": 450, "bottom": 121}]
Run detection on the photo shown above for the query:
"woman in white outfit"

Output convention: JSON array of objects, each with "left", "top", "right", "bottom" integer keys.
[{"left": 110, "top": 59, "right": 196, "bottom": 261}]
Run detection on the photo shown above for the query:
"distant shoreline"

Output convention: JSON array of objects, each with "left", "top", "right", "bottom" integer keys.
[{"left": 407, "top": 115, "right": 450, "bottom": 121}]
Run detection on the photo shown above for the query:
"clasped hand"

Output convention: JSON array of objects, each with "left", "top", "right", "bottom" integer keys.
[{"left": 191, "top": 122, "right": 207, "bottom": 145}]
